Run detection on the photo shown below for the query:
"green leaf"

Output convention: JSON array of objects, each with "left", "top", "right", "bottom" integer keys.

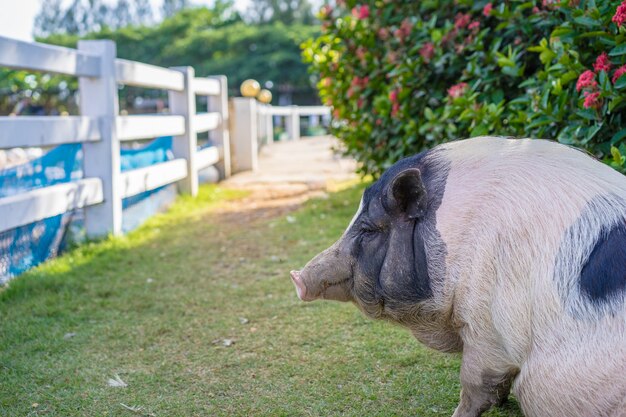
[
  {"left": 609, "top": 44, "right": 626, "bottom": 56},
  {"left": 576, "top": 31, "right": 611, "bottom": 39},
  {"left": 610, "top": 96, "right": 626, "bottom": 112},
  {"left": 610, "top": 146, "right": 626, "bottom": 165},
  {"left": 614, "top": 74, "right": 626, "bottom": 89},
  {"left": 610, "top": 128, "right": 626, "bottom": 145},
  {"left": 573, "top": 16, "right": 600, "bottom": 28},
  {"left": 470, "top": 124, "right": 489, "bottom": 137},
  {"left": 551, "top": 27, "right": 575, "bottom": 38},
  {"left": 527, "top": 116, "right": 553, "bottom": 129},
  {"left": 576, "top": 109, "right": 597, "bottom": 121},
  {"left": 584, "top": 123, "right": 603, "bottom": 144}
]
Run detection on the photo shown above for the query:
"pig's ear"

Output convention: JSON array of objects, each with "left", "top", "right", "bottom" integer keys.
[{"left": 386, "top": 168, "right": 427, "bottom": 219}]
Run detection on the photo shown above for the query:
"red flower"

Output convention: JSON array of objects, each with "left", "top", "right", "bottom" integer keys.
[
  {"left": 441, "top": 28, "right": 459, "bottom": 44},
  {"left": 576, "top": 70, "right": 597, "bottom": 92},
  {"left": 468, "top": 21, "right": 480, "bottom": 32},
  {"left": 357, "top": 98, "right": 364, "bottom": 108},
  {"left": 454, "top": 13, "right": 471, "bottom": 29},
  {"left": 351, "top": 76, "right": 369, "bottom": 89},
  {"left": 419, "top": 42, "right": 435, "bottom": 62},
  {"left": 391, "top": 102, "right": 400, "bottom": 117},
  {"left": 378, "top": 28, "right": 390, "bottom": 40},
  {"left": 614, "top": 1, "right": 626, "bottom": 26},
  {"left": 483, "top": 3, "right": 493, "bottom": 17},
  {"left": 352, "top": 4, "right": 370, "bottom": 19},
  {"left": 532, "top": 6, "right": 541, "bottom": 13},
  {"left": 583, "top": 91, "right": 601, "bottom": 109},
  {"left": 400, "top": 19, "right": 413, "bottom": 37},
  {"left": 613, "top": 64, "right": 626, "bottom": 83},
  {"left": 448, "top": 82, "right": 468, "bottom": 98},
  {"left": 593, "top": 52, "right": 612, "bottom": 73},
  {"left": 320, "top": 4, "right": 333, "bottom": 18},
  {"left": 356, "top": 46, "right": 367, "bottom": 60},
  {"left": 389, "top": 89, "right": 399, "bottom": 102}
]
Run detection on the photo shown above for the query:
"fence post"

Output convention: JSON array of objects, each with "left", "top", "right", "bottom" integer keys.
[
  {"left": 230, "top": 97, "right": 258, "bottom": 173},
  {"left": 168, "top": 66, "right": 198, "bottom": 196},
  {"left": 287, "top": 105, "right": 300, "bottom": 141},
  {"left": 257, "top": 104, "right": 266, "bottom": 146},
  {"left": 265, "top": 107, "right": 274, "bottom": 145},
  {"left": 208, "top": 75, "right": 231, "bottom": 178},
  {"left": 78, "top": 40, "right": 122, "bottom": 237}
]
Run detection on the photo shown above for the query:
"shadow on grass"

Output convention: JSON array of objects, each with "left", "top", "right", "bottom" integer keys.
[{"left": 0, "top": 184, "right": 523, "bottom": 417}]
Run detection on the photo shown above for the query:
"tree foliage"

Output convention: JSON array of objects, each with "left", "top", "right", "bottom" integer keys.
[
  {"left": 246, "top": 0, "right": 315, "bottom": 24},
  {"left": 1, "top": 3, "right": 319, "bottom": 115},
  {"left": 33, "top": 0, "right": 155, "bottom": 37}
]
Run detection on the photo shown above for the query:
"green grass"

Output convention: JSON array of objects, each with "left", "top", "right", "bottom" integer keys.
[{"left": 0, "top": 184, "right": 523, "bottom": 416}]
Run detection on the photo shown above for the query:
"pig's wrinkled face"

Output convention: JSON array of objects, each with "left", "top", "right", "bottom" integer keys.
[{"left": 291, "top": 152, "right": 448, "bottom": 319}]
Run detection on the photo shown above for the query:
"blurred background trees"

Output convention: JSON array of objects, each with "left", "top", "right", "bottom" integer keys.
[{"left": 1, "top": 0, "right": 320, "bottom": 116}]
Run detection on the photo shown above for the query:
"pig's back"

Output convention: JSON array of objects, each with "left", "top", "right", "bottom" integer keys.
[{"left": 432, "top": 136, "right": 626, "bottom": 368}]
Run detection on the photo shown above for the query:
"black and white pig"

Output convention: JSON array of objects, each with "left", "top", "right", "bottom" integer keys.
[{"left": 290, "top": 137, "right": 626, "bottom": 417}]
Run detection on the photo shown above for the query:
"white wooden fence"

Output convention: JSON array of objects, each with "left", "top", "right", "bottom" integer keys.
[
  {"left": 258, "top": 104, "right": 330, "bottom": 143},
  {"left": 230, "top": 98, "right": 330, "bottom": 172},
  {"left": 0, "top": 36, "right": 230, "bottom": 238}
]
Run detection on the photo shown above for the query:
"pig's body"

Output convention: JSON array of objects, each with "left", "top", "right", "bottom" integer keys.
[
  {"left": 292, "top": 137, "right": 626, "bottom": 417},
  {"left": 436, "top": 138, "right": 626, "bottom": 416}
]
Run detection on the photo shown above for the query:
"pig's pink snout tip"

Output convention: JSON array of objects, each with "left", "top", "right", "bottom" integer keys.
[{"left": 290, "top": 270, "right": 309, "bottom": 301}]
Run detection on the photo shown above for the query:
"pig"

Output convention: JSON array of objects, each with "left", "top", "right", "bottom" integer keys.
[{"left": 290, "top": 137, "right": 626, "bottom": 417}]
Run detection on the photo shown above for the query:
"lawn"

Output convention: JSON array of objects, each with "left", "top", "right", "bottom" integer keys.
[{"left": 0, "top": 183, "right": 523, "bottom": 416}]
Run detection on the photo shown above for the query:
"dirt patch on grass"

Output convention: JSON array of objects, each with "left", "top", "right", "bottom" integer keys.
[{"left": 215, "top": 183, "right": 330, "bottom": 225}]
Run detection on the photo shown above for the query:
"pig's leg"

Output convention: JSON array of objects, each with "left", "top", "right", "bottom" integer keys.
[{"left": 451, "top": 349, "right": 516, "bottom": 417}]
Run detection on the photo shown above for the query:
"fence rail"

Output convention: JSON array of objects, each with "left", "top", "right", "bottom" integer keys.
[
  {"left": 229, "top": 100, "right": 331, "bottom": 173},
  {"left": 0, "top": 36, "right": 230, "bottom": 238}
]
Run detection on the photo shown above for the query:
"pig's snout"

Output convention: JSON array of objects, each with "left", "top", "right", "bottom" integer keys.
[
  {"left": 290, "top": 241, "right": 354, "bottom": 302},
  {"left": 290, "top": 270, "right": 314, "bottom": 301}
]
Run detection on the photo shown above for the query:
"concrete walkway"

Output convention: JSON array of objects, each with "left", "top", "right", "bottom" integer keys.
[
  {"left": 218, "top": 136, "right": 359, "bottom": 218},
  {"left": 223, "top": 135, "right": 358, "bottom": 197}
]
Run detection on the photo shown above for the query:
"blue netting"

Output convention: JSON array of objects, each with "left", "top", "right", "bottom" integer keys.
[{"left": 0, "top": 137, "right": 176, "bottom": 283}]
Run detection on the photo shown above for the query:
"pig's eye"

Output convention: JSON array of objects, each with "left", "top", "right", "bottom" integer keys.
[{"left": 360, "top": 223, "right": 380, "bottom": 236}]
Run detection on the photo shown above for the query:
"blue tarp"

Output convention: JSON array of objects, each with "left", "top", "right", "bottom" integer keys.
[{"left": 0, "top": 137, "right": 175, "bottom": 283}]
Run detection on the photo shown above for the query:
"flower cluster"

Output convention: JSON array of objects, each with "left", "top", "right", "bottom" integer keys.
[
  {"left": 482, "top": 3, "right": 493, "bottom": 17},
  {"left": 576, "top": 47, "right": 626, "bottom": 109},
  {"left": 576, "top": 70, "right": 597, "bottom": 92},
  {"left": 454, "top": 13, "right": 471, "bottom": 29},
  {"left": 419, "top": 42, "right": 435, "bottom": 62},
  {"left": 389, "top": 89, "right": 401, "bottom": 117},
  {"left": 351, "top": 4, "right": 369, "bottom": 20},
  {"left": 614, "top": 64, "right": 626, "bottom": 83},
  {"left": 613, "top": 0, "right": 626, "bottom": 26},
  {"left": 583, "top": 92, "right": 601, "bottom": 109},
  {"left": 447, "top": 82, "right": 468, "bottom": 99},
  {"left": 304, "top": 0, "right": 626, "bottom": 177},
  {"left": 593, "top": 52, "right": 612, "bottom": 73}
]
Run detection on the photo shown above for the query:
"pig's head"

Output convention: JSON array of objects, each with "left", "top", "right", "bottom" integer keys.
[{"left": 291, "top": 151, "right": 449, "bottom": 320}]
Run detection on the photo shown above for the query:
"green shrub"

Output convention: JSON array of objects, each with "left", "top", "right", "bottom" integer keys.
[{"left": 303, "top": 0, "right": 626, "bottom": 176}]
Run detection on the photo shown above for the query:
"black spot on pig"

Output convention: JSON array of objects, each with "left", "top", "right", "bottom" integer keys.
[
  {"left": 580, "top": 221, "right": 626, "bottom": 304},
  {"left": 555, "top": 194, "right": 626, "bottom": 317},
  {"left": 348, "top": 149, "right": 450, "bottom": 316}
]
